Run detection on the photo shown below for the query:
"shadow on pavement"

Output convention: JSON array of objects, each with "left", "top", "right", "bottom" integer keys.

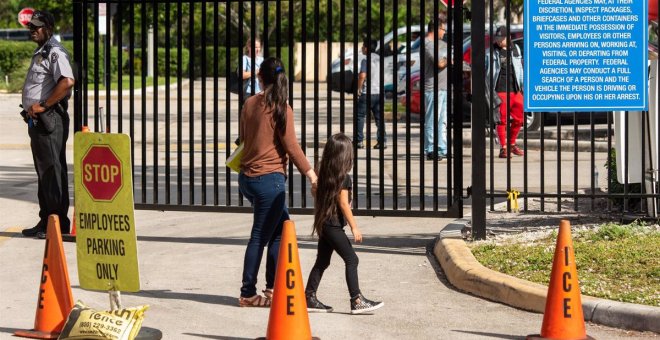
[
  {"left": 72, "top": 287, "right": 239, "bottom": 307},
  {"left": 136, "top": 233, "right": 437, "bottom": 257},
  {"left": 182, "top": 334, "right": 253, "bottom": 340},
  {"left": 452, "top": 330, "right": 525, "bottom": 339}
]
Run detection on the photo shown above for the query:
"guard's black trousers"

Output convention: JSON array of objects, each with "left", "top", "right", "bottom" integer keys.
[{"left": 28, "top": 110, "right": 70, "bottom": 232}]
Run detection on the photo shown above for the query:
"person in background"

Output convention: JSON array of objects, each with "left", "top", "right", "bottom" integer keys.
[
  {"left": 237, "top": 57, "right": 317, "bottom": 307},
  {"left": 305, "top": 132, "right": 385, "bottom": 314},
  {"left": 485, "top": 26, "right": 525, "bottom": 159},
  {"left": 422, "top": 13, "right": 449, "bottom": 161},
  {"left": 21, "top": 10, "right": 75, "bottom": 239},
  {"left": 355, "top": 38, "right": 386, "bottom": 150},
  {"left": 241, "top": 37, "right": 264, "bottom": 100}
]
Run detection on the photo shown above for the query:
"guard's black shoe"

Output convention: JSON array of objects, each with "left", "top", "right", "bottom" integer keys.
[
  {"left": 22, "top": 225, "right": 45, "bottom": 237},
  {"left": 373, "top": 143, "right": 387, "bottom": 150},
  {"left": 350, "top": 293, "right": 384, "bottom": 314},
  {"left": 355, "top": 142, "right": 364, "bottom": 149},
  {"left": 306, "top": 293, "right": 333, "bottom": 313},
  {"left": 36, "top": 231, "right": 47, "bottom": 239}
]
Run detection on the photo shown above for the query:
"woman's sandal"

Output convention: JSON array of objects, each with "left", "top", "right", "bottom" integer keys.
[
  {"left": 263, "top": 288, "right": 273, "bottom": 301},
  {"left": 239, "top": 294, "right": 271, "bottom": 307}
]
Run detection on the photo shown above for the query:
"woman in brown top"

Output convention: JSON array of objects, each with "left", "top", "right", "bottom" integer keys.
[{"left": 238, "top": 57, "right": 317, "bottom": 307}]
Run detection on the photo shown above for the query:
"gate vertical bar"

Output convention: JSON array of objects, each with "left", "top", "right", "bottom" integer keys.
[
  {"left": 176, "top": 1, "right": 183, "bottom": 205},
  {"left": 452, "top": 0, "right": 464, "bottom": 214},
  {"left": 117, "top": 2, "right": 123, "bottom": 134},
  {"left": 213, "top": 1, "right": 218, "bottom": 206},
  {"left": 351, "top": 0, "right": 359, "bottom": 208},
  {"left": 392, "top": 0, "right": 399, "bottom": 210},
  {"left": 105, "top": 2, "right": 111, "bottom": 132},
  {"left": 314, "top": 0, "right": 320, "bottom": 165},
  {"left": 188, "top": 1, "right": 195, "bottom": 205},
  {"left": 326, "top": 0, "right": 332, "bottom": 139},
  {"left": 472, "top": 0, "right": 487, "bottom": 239},
  {"left": 73, "top": 0, "right": 83, "bottom": 133},
  {"left": 225, "top": 3, "right": 232, "bottom": 205},
  {"left": 201, "top": 1, "right": 207, "bottom": 205},
  {"left": 153, "top": 0, "right": 160, "bottom": 204},
  {"left": 287, "top": 0, "right": 295, "bottom": 206},
  {"left": 129, "top": 0, "right": 135, "bottom": 186},
  {"left": 366, "top": 0, "right": 372, "bottom": 209},
  {"left": 141, "top": 1, "right": 147, "bottom": 203},
  {"left": 379, "top": 0, "right": 385, "bottom": 210},
  {"left": 165, "top": 2, "right": 172, "bottom": 204},
  {"left": 405, "top": 0, "right": 412, "bottom": 210},
  {"left": 339, "top": 0, "right": 346, "bottom": 130},
  {"left": 301, "top": 0, "right": 308, "bottom": 208},
  {"left": 419, "top": 0, "right": 426, "bottom": 211},
  {"left": 83, "top": 2, "right": 89, "bottom": 127},
  {"left": 94, "top": 3, "right": 99, "bottom": 132}
]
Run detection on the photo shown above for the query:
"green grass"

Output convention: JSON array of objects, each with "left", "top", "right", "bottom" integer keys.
[
  {"left": 87, "top": 76, "right": 180, "bottom": 91},
  {"left": 469, "top": 221, "right": 660, "bottom": 306}
]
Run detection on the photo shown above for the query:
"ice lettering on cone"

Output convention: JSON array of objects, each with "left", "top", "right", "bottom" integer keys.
[
  {"left": 15, "top": 215, "right": 74, "bottom": 340},
  {"left": 527, "top": 220, "right": 594, "bottom": 340},
  {"left": 261, "top": 220, "right": 319, "bottom": 340}
]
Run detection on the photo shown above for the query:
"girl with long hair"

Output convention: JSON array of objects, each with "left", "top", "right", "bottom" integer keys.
[
  {"left": 238, "top": 57, "right": 317, "bottom": 307},
  {"left": 304, "top": 132, "right": 384, "bottom": 314}
]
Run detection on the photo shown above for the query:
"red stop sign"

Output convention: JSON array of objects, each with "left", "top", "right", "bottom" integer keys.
[
  {"left": 18, "top": 8, "right": 34, "bottom": 28},
  {"left": 82, "top": 145, "right": 123, "bottom": 201}
]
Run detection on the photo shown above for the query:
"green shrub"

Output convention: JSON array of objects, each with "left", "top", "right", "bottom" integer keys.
[
  {"left": 0, "top": 41, "right": 35, "bottom": 78},
  {"left": 6, "top": 60, "right": 30, "bottom": 92}
]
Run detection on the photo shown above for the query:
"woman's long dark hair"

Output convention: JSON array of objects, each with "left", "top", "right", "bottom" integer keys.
[
  {"left": 313, "top": 133, "right": 354, "bottom": 236},
  {"left": 259, "top": 57, "right": 289, "bottom": 134}
]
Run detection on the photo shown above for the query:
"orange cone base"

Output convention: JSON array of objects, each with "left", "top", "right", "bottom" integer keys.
[
  {"left": 527, "top": 335, "right": 595, "bottom": 340},
  {"left": 13, "top": 329, "right": 60, "bottom": 339}
]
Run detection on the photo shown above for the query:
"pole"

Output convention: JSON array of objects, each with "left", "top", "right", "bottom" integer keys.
[{"left": 471, "top": 0, "right": 487, "bottom": 240}]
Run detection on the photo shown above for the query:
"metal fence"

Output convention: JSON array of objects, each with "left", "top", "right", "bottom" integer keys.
[
  {"left": 72, "top": 0, "right": 466, "bottom": 218},
  {"left": 72, "top": 1, "right": 659, "bottom": 235},
  {"left": 471, "top": 0, "right": 660, "bottom": 238}
]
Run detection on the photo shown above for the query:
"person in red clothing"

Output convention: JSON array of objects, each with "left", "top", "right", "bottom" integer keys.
[
  {"left": 237, "top": 57, "right": 318, "bottom": 307},
  {"left": 486, "top": 26, "right": 525, "bottom": 158}
]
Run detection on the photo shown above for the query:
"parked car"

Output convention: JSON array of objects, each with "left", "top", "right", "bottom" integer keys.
[{"left": 328, "top": 25, "right": 422, "bottom": 96}]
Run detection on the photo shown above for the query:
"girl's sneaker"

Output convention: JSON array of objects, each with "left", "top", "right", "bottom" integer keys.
[
  {"left": 306, "top": 293, "right": 333, "bottom": 313},
  {"left": 350, "top": 293, "right": 384, "bottom": 314}
]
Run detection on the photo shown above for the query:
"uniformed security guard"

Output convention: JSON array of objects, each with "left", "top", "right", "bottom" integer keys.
[{"left": 21, "top": 10, "right": 75, "bottom": 239}]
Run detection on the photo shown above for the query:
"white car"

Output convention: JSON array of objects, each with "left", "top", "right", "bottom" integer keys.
[{"left": 328, "top": 25, "right": 422, "bottom": 96}]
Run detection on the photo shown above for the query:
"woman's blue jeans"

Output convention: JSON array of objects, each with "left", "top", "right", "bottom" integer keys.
[{"left": 239, "top": 172, "right": 289, "bottom": 298}]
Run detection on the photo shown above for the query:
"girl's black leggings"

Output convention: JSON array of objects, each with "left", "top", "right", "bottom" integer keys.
[{"left": 305, "top": 224, "right": 361, "bottom": 299}]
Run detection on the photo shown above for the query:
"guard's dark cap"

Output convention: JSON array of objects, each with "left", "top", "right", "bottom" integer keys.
[{"left": 30, "top": 10, "right": 55, "bottom": 28}]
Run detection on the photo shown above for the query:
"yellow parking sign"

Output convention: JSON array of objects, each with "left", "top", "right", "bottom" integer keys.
[{"left": 74, "top": 132, "right": 140, "bottom": 292}]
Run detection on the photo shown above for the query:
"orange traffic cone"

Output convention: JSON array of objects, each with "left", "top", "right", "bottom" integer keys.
[
  {"left": 262, "top": 220, "right": 319, "bottom": 340},
  {"left": 15, "top": 215, "right": 75, "bottom": 339},
  {"left": 527, "top": 220, "right": 594, "bottom": 340}
]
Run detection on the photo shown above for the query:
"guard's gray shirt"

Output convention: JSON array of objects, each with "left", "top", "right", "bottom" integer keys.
[
  {"left": 423, "top": 37, "right": 448, "bottom": 91},
  {"left": 22, "top": 37, "right": 74, "bottom": 109}
]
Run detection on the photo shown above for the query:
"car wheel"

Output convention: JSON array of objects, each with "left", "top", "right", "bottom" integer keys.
[{"left": 526, "top": 112, "right": 541, "bottom": 131}]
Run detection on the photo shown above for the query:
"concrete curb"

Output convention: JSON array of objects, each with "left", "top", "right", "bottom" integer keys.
[{"left": 434, "top": 220, "right": 660, "bottom": 333}]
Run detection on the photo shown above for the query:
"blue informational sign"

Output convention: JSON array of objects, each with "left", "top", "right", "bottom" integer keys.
[{"left": 525, "top": 0, "right": 648, "bottom": 112}]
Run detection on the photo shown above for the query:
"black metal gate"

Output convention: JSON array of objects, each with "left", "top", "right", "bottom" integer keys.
[{"left": 72, "top": 1, "right": 466, "bottom": 218}]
